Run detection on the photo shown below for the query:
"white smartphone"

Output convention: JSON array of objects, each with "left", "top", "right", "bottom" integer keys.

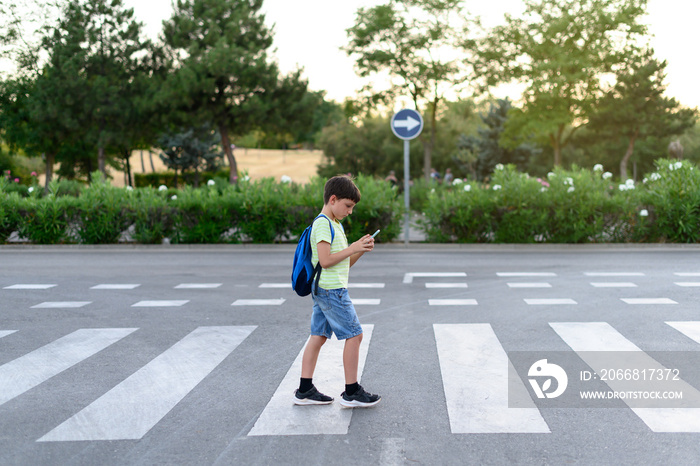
[{"left": 371, "top": 229, "right": 381, "bottom": 238}]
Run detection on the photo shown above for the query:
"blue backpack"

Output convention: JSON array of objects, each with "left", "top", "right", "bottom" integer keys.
[{"left": 292, "top": 214, "right": 335, "bottom": 296}]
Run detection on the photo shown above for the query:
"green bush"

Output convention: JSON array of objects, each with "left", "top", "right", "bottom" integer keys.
[
  {"left": 131, "top": 188, "right": 175, "bottom": 244},
  {"left": 171, "top": 185, "right": 241, "bottom": 244},
  {"left": 75, "top": 175, "right": 133, "bottom": 244},
  {"left": 342, "top": 174, "right": 403, "bottom": 243},
  {"left": 16, "top": 186, "right": 79, "bottom": 244},
  {"left": 0, "top": 191, "right": 21, "bottom": 242},
  {"left": 640, "top": 159, "right": 700, "bottom": 242}
]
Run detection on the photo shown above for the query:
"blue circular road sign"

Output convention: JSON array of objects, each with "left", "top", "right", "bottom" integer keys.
[{"left": 391, "top": 109, "right": 423, "bottom": 140}]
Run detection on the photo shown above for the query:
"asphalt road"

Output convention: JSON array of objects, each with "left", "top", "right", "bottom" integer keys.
[{"left": 1, "top": 244, "right": 700, "bottom": 465}]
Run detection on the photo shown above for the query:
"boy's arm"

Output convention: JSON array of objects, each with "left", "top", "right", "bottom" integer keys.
[{"left": 317, "top": 235, "right": 374, "bottom": 269}]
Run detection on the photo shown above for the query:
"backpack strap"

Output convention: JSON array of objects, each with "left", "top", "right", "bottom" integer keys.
[{"left": 313, "top": 214, "right": 334, "bottom": 295}]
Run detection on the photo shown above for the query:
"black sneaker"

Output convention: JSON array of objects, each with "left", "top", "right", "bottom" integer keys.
[
  {"left": 293, "top": 385, "right": 334, "bottom": 405},
  {"left": 339, "top": 385, "right": 381, "bottom": 408}
]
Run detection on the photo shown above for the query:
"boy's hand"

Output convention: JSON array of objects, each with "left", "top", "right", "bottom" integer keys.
[{"left": 351, "top": 234, "right": 375, "bottom": 254}]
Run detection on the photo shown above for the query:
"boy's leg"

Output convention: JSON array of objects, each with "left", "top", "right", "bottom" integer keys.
[
  {"left": 301, "top": 335, "right": 326, "bottom": 379},
  {"left": 340, "top": 333, "right": 381, "bottom": 408},
  {"left": 342, "top": 333, "right": 362, "bottom": 384},
  {"left": 295, "top": 335, "right": 333, "bottom": 405}
]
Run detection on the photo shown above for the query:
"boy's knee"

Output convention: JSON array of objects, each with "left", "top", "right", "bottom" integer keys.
[{"left": 348, "top": 332, "right": 363, "bottom": 344}]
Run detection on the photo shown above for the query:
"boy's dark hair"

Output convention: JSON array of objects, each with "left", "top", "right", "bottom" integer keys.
[{"left": 324, "top": 175, "right": 361, "bottom": 204}]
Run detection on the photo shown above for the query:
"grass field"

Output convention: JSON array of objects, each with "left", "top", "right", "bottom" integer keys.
[{"left": 107, "top": 148, "right": 324, "bottom": 187}]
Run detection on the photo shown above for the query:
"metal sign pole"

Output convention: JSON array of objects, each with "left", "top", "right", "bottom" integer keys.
[
  {"left": 404, "top": 139, "right": 410, "bottom": 245},
  {"left": 390, "top": 108, "right": 422, "bottom": 246}
]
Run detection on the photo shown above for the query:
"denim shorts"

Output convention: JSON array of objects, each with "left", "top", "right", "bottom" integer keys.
[{"left": 311, "top": 287, "right": 363, "bottom": 340}]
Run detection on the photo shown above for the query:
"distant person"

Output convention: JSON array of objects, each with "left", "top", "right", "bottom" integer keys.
[
  {"left": 430, "top": 168, "right": 441, "bottom": 183},
  {"left": 443, "top": 168, "right": 454, "bottom": 185},
  {"left": 385, "top": 170, "right": 398, "bottom": 187},
  {"left": 294, "top": 175, "right": 381, "bottom": 408}
]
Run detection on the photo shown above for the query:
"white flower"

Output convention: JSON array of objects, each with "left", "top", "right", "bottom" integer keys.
[
  {"left": 280, "top": 175, "right": 292, "bottom": 183},
  {"left": 567, "top": 186, "right": 575, "bottom": 193},
  {"left": 463, "top": 184, "right": 471, "bottom": 192},
  {"left": 28, "top": 187, "right": 34, "bottom": 193},
  {"left": 643, "top": 177, "right": 648, "bottom": 184},
  {"left": 602, "top": 172, "right": 613, "bottom": 180},
  {"left": 431, "top": 188, "right": 435, "bottom": 193},
  {"left": 625, "top": 179, "right": 635, "bottom": 187},
  {"left": 207, "top": 179, "right": 215, "bottom": 186},
  {"left": 565, "top": 177, "right": 574, "bottom": 186},
  {"left": 171, "top": 195, "right": 177, "bottom": 200},
  {"left": 453, "top": 178, "right": 463, "bottom": 185},
  {"left": 650, "top": 173, "right": 661, "bottom": 181},
  {"left": 547, "top": 172, "right": 556, "bottom": 179},
  {"left": 158, "top": 185, "right": 167, "bottom": 191},
  {"left": 243, "top": 175, "right": 250, "bottom": 182},
  {"left": 540, "top": 187, "right": 547, "bottom": 192},
  {"left": 495, "top": 163, "right": 504, "bottom": 170},
  {"left": 492, "top": 184, "right": 502, "bottom": 191},
  {"left": 675, "top": 161, "right": 683, "bottom": 169},
  {"left": 125, "top": 186, "right": 133, "bottom": 191},
  {"left": 593, "top": 164, "right": 604, "bottom": 172},
  {"left": 640, "top": 209, "right": 649, "bottom": 217},
  {"left": 618, "top": 184, "right": 628, "bottom": 191}
]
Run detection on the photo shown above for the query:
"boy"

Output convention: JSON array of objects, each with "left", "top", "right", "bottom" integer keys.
[{"left": 294, "top": 175, "right": 381, "bottom": 408}]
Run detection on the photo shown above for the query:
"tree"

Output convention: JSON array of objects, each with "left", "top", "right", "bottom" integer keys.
[
  {"left": 161, "top": 0, "right": 312, "bottom": 184},
  {"left": 586, "top": 51, "right": 697, "bottom": 179},
  {"left": 456, "top": 99, "right": 540, "bottom": 180},
  {"left": 473, "top": 0, "right": 649, "bottom": 167},
  {"left": 158, "top": 126, "right": 222, "bottom": 187},
  {"left": 344, "top": 0, "right": 473, "bottom": 180}
]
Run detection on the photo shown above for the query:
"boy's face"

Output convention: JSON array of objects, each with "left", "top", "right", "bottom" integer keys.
[{"left": 329, "top": 195, "right": 356, "bottom": 220}]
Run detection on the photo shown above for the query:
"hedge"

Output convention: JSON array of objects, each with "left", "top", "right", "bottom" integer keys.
[
  {"left": 0, "top": 174, "right": 404, "bottom": 244},
  {"left": 422, "top": 159, "right": 699, "bottom": 243},
  {"left": 2, "top": 160, "right": 699, "bottom": 244}
]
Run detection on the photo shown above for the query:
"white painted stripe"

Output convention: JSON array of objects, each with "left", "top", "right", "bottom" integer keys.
[
  {"left": 507, "top": 283, "right": 551, "bottom": 288},
  {"left": 403, "top": 272, "right": 466, "bottom": 284},
  {"left": 428, "top": 299, "right": 478, "bottom": 306},
  {"left": 666, "top": 322, "right": 700, "bottom": 344},
  {"left": 0, "top": 328, "right": 137, "bottom": 406},
  {"left": 675, "top": 282, "right": 700, "bottom": 287},
  {"left": 0, "top": 330, "right": 17, "bottom": 339},
  {"left": 39, "top": 326, "right": 255, "bottom": 441},
  {"left": 433, "top": 324, "right": 549, "bottom": 433},
  {"left": 232, "top": 299, "right": 285, "bottom": 306},
  {"left": 550, "top": 322, "right": 700, "bottom": 432},
  {"left": 497, "top": 272, "right": 556, "bottom": 277},
  {"left": 348, "top": 283, "right": 385, "bottom": 288},
  {"left": 426, "top": 283, "right": 468, "bottom": 288},
  {"left": 351, "top": 299, "right": 381, "bottom": 305},
  {"left": 174, "top": 283, "right": 222, "bottom": 289},
  {"left": 31, "top": 302, "right": 92, "bottom": 309},
  {"left": 584, "top": 272, "right": 645, "bottom": 276},
  {"left": 524, "top": 299, "right": 576, "bottom": 305},
  {"left": 91, "top": 284, "right": 140, "bottom": 290},
  {"left": 248, "top": 325, "right": 374, "bottom": 436},
  {"left": 621, "top": 298, "right": 677, "bottom": 305},
  {"left": 132, "top": 300, "right": 189, "bottom": 307},
  {"left": 259, "top": 283, "right": 291, "bottom": 288},
  {"left": 4, "top": 284, "right": 57, "bottom": 289},
  {"left": 590, "top": 282, "right": 637, "bottom": 288},
  {"left": 674, "top": 273, "right": 700, "bottom": 277}
]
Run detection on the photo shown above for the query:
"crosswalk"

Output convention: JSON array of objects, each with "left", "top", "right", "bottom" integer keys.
[
  {"left": 4, "top": 269, "right": 699, "bottom": 310},
  {"left": 3, "top": 320, "right": 700, "bottom": 442}
]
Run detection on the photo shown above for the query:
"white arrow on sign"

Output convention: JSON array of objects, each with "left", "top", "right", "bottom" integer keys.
[{"left": 393, "top": 115, "right": 421, "bottom": 132}]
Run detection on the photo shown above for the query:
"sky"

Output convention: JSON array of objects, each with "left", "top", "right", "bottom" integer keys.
[{"left": 122, "top": 0, "right": 700, "bottom": 109}]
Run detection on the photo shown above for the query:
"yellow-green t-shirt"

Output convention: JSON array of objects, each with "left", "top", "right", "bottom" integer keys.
[{"left": 310, "top": 215, "right": 349, "bottom": 290}]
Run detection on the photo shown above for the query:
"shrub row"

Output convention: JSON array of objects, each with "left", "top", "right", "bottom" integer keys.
[
  {"left": 0, "top": 174, "right": 404, "bottom": 244},
  {"left": 2, "top": 159, "right": 699, "bottom": 244},
  {"left": 422, "top": 159, "right": 700, "bottom": 243}
]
